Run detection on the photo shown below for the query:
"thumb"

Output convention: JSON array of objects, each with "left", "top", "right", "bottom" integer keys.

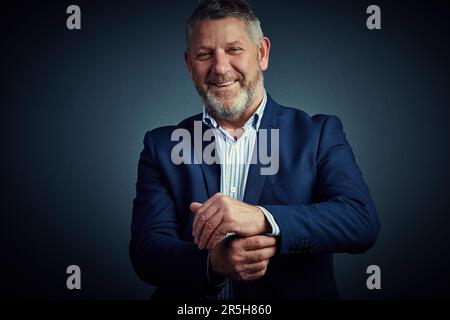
[{"left": 190, "top": 202, "right": 202, "bottom": 213}]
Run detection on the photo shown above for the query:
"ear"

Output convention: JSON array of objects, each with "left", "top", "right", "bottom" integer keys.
[
  {"left": 184, "top": 50, "right": 194, "bottom": 80},
  {"left": 258, "top": 37, "right": 271, "bottom": 71}
]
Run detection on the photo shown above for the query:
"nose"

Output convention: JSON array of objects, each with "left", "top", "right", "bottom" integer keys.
[{"left": 211, "top": 50, "right": 231, "bottom": 76}]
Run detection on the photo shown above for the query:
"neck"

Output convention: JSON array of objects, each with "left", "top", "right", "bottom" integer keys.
[{"left": 218, "top": 86, "right": 265, "bottom": 130}]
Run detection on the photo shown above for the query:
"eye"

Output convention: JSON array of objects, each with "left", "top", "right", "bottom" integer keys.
[
  {"left": 228, "top": 47, "right": 243, "bottom": 54},
  {"left": 196, "top": 51, "right": 212, "bottom": 60}
]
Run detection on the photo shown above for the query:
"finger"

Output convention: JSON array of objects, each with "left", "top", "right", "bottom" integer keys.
[
  {"left": 192, "top": 193, "right": 222, "bottom": 237},
  {"left": 197, "top": 210, "right": 223, "bottom": 250},
  {"left": 240, "top": 235, "right": 277, "bottom": 251},
  {"left": 233, "top": 267, "right": 267, "bottom": 282},
  {"left": 190, "top": 202, "right": 202, "bottom": 213},
  {"left": 242, "top": 269, "right": 267, "bottom": 281},
  {"left": 190, "top": 202, "right": 202, "bottom": 237},
  {"left": 197, "top": 193, "right": 222, "bottom": 216},
  {"left": 193, "top": 201, "right": 221, "bottom": 243},
  {"left": 244, "top": 246, "right": 277, "bottom": 264},
  {"left": 206, "top": 222, "right": 236, "bottom": 250},
  {"left": 239, "top": 260, "right": 268, "bottom": 275}
]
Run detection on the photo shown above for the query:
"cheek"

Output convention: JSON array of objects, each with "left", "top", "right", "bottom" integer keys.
[
  {"left": 230, "top": 58, "right": 247, "bottom": 73},
  {"left": 192, "top": 65, "right": 209, "bottom": 83},
  {"left": 231, "top": 56, "right": 257, "bottom": 77},
  {"left": 192, "top": 61, "right": 210, "bottom": 75}
]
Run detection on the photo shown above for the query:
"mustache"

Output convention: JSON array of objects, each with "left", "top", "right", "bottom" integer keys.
[{"left": 206, "top": 72, "right": 244, "bottom": 85}]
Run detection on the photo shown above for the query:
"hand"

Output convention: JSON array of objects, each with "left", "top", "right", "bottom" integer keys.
[
  {"left": 190, "top": 193, "right": 269, "bottom": 250},
  {"left": 210, "top": 235, "right": 277, "bottom": 282}
]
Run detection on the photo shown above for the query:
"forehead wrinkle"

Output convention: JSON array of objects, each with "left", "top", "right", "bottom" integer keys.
[{"left": 189, "top": 18, "right": 252, "bottom": 50}]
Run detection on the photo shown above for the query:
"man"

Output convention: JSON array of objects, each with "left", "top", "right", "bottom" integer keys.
[{"left": 130, "top": 0, "right": 380, "bottom": 300}]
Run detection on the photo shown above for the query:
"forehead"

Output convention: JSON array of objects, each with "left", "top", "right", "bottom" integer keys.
[{"left": 190, "top": 17, "right": 252, "bottom": 48}]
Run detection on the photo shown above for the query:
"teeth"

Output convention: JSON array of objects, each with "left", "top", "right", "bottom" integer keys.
[{"left": 216, "top": 81, "right": 235, "bottom": 87}]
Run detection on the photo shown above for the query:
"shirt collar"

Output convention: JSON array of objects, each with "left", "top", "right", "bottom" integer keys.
[{"left": 202, "top": 91, "right": 267, "bottom": 131}]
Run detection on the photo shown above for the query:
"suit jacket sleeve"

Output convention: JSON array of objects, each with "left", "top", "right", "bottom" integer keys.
[
  {"left": 129, "top": 130, "right": 223, "bottom": 296},
  {"left": 264, "top": 115, "right": 380, "bottom": 256}
]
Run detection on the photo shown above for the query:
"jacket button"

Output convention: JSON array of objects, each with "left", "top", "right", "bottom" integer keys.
[{"left": 289, "top": 244, "right": 301, "bottom": 254}]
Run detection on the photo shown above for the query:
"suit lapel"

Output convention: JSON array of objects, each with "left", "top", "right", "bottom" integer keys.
[
  {"left": 244, "top": 94, "right": 280, "bottom": 205},
  {"left": 198, "top": 122, "right": 220, "bottom": 198}
]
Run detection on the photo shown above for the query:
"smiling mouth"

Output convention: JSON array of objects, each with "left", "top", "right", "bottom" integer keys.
[{"left": 210, "top": 80, "right": 238, "bottom": 88}]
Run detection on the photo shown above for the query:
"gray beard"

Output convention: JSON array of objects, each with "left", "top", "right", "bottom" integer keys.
[{"left": 199, "top": 71, "right": 262, "bottom": 122}]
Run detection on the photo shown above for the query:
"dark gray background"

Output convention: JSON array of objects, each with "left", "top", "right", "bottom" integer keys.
[{"left": 1, "top": 0, "right": 449, "bottom": 299}]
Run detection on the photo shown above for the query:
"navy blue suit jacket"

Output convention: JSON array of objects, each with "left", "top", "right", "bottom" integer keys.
[{"left": 130, "top": 94, "right": 380, "bottom": 299}]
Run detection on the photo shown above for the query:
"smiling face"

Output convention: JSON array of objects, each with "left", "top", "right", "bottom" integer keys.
[{"left": 185, "top": 17, "right": 270, "bottom": 124}]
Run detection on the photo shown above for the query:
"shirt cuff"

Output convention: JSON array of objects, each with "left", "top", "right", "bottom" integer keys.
[
  {"left": 257, "top": 206, "right": 280, "bottom": 236},
  {"left": 206, "top": 251, "right": 227, "bottom": 287}
]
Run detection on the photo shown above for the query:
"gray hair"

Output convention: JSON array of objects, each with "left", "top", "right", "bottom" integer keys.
[{"left": 186, "top": 0, "right": 264, "bottom": 49}]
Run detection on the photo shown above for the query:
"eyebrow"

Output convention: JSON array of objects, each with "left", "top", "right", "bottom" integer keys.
[
  {"left": 195, "top": 41, "right": 245, "bottom": 51},
  {"left": 226, "top": 41, "right": 244, "bottom": 46}
]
